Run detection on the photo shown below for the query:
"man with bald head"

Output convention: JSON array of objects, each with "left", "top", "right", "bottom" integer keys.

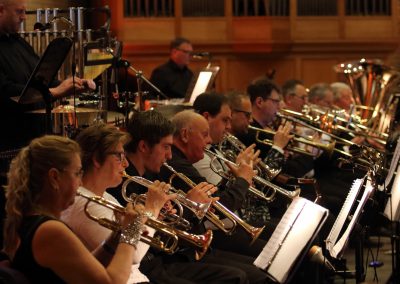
[{"left": 160, "top": 109, "right": 269, "bottom": 284}]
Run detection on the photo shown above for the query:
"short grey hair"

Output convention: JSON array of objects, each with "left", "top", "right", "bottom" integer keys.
[
  {"left": 331, "top": 82, "right": 352, "bottom": 100},
  {"left": 171, "top": 110, "right": 202, "bottom": 137},
  {"left": 308, "top": 83, "right": 332, "bottom": 102}
]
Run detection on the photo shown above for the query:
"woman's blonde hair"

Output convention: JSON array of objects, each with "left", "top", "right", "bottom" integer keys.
[{"left": 3, "top": 135, "right": 80, "bottom": 258}]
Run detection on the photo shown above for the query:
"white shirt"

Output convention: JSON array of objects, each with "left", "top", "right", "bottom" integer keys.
[{"left": 61, "top": 186, "right": 154, "bottom": 284}]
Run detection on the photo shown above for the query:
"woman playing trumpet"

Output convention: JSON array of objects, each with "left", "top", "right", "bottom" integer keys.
[
  {"left": 61, "top": 124, "right": 176, "bottom": 284},
  {"left": 3, "top": 135, "right": 143, "bottom": 284}
]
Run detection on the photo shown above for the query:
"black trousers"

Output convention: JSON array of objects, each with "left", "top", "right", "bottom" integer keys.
[{"left": 139, "top": 252, "right": 248, "bottom": 284}]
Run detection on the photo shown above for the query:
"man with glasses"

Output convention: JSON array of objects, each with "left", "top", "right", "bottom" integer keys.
[
  {"left": 282, "top": 79, "right": 309, "bottom": 113},
  {"left": 149, "top": 37, "right": 194, "bottom": 99}
]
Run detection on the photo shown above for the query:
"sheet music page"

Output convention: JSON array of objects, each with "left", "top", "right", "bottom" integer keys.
[
  {"left": 384, "top": 163, "right": 400, "bottom": 221},
  {"left": 380, "top": 137, "right": 400, "bottom": 191},
  {"left": 254, "top": 197, "right": 328, "bottom": 283},
  {"left": 330, "top": 177, "right": 374, "bottom": 258},
  {"left": 326, "top": 177, "right": 364, "bottom": 255}
]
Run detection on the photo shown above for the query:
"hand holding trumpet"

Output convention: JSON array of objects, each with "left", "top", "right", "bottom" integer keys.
[
  {"left": 227, "top": 144, "right": 259, "bottom": 184},
  {"left": 142, "top": 180, "right": 177, "bottom": 219},
  {"left": 186, "top": 182, "right": 219, "bottom": 204}
]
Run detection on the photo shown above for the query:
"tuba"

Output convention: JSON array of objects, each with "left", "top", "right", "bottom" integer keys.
[
  {"left": 77, "top": 190, "right": 213, "bottom": 260},
  {"left": 334, "top": 58, "right": 400, "bottom": 136},
  {"left": 163, "top": 163, "right": 265, "bottom": 244}
]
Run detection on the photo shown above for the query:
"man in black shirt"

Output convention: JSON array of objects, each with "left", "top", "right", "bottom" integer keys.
[
  {"left": 149, "top": 37, "right": 194, "bottom": 99},
  {"left": 0, "top": 0, "right": 92, "bottom": 152}
]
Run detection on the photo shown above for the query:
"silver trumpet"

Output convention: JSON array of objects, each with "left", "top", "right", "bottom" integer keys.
[
  {"left": 163, "top": 163, "right": 265, "bottom": 244},
  {"left": 219, "top": 133, "right": 281, "bottom": 180},
  {"left": 121, "top": 173, "right": 211, "bottom": 223},
  {"left": 204, "top": 148, "right": 300, "bottom": 202}
]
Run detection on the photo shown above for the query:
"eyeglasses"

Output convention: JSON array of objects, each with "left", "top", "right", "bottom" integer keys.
[
  {"left": 175, "top": 48, "right": 192, "bottom": 54},
  {"left": 233, "top": 109, "right": 252, "bottom": 119},
  {"left": 107, "top": 151, "right": 127, "bottom": 163},
  {"left": 266, "top": 98, "right": 281, "bottom": 104}
]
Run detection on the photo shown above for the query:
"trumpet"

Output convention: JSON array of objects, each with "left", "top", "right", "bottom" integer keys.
[
  {"left": 121, "top": 173, "right": 211, "bottom": 227},
  {"left": 163, "top": 163, "right": 265, "bottom": 244},
  {"left": 77, "top": 190, "right": 213, "bottom": 260},
  {"left": 219, "top": 133, "right": 281, "bottom": 180},
  {"left": 248, "top": 124, "right": 349, "bottom": 158},
  {"left": 204, "top": 148, "right": 300, "bottom": 202}
]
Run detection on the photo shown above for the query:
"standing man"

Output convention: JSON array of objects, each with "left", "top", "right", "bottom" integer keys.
[{"left": 149, "top": 37, "right": 194, "bottom": 99}]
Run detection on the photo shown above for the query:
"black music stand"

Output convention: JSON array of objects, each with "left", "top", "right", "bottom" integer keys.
[{"left": 12, "top": 37, "right": 73, "bottom": 134}]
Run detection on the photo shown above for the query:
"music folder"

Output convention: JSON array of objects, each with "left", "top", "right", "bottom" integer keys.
[
  {"left": 12, "top": 37, "right": 73, "bottom": 105},
  {"left": 254, "top": 197, "right": 329, "bottom": 283}
]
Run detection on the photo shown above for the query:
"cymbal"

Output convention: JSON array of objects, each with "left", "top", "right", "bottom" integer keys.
[{"left": 27, "top": 105, "right": 103, "bottom": 114}]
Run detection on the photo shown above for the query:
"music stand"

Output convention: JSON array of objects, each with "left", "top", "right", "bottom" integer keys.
[
  {"left": 13, "top": 37, "right": 73, "bottom": 133},
  {"left": 185, "top": 66, "right": 220, "bottom": 104}
]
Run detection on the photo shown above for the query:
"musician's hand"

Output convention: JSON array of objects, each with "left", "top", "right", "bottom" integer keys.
[
  {"left": 186, "top": 182, "right": 219, "bottom": 203},
  {"left": 351, "top": 136, "right": 365, "bottom": 145},
  {"left": 273, "top": 121, "right": 293, "bottom": 149},
  {"left": 227, "top": 158, "right": 254, "bottom": 184},
  {"left": 50, "top": 77, "right": 96, "bottom": 99},
  {"left": 119, "top": 202, "right": 143, "bottom": 229},
  {"left": 236, "top": 144, "right": 258, "bottom": 166},
  {"left": 145, "top": 180, "right": 177, "bottom": 218}
]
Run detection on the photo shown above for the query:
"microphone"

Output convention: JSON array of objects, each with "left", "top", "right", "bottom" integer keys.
[
  {"left": 33, "top": 22, "right": 51, "bottom": 31},
  {"left": 307, "top": 245, "right": 336, "bottom": 272},
  {"left": 191, "top": 52, "right": 210, "bottom": 59}
]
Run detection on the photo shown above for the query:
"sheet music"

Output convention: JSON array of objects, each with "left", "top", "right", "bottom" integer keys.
[
  {"left": 384, "top": 163, "right": 400, "bottom": 221},
  {"left": 325, "top": 177, "right": 364, "bottom": 254},
  {"left": 330, "top": 177, "right": 374, "bottom": 258},
  {"left": 380, "top": 137, "right": 400, "bottom": 191},
  {"left": 254, "top": 197, "right": 329, "bottom": 283}
]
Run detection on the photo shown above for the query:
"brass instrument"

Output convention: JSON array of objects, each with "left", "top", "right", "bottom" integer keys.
[
  {"left": 77, "top": 190, "right": 213, "bottom": 260},
  {"left": 121, "top": 173, "right": 211, "bottom": 226},
  {"left": 248, "top": 125, "right": 342, "bottom": 158},
  {"left": 219, "top": 133, "right": 281, "bottom": 180},
  {"left": 281, "top": 107, "right": 387, "bottom": 146},
  {"left": 204, "top": 148, "right": 300, "bottom": 202},
  {"left": 163, "top": 163, "right": 265, "bottom": 244}
]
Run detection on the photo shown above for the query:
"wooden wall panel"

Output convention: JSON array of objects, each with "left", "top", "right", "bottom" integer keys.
[
  {"left": 344, "top": 18, "right": 395, "bottom": 39},
  {"left": 181, "top": 18, "right": 228, "bottom": 42},
  {"left": 292, "top": 18, "right": 340, "bottom": 40},
  {"left": 301, "top": 58, "right": 340, "bottom": 87},
  {"left": 119, "top": 19, "right": 175, "bottom": 43}
]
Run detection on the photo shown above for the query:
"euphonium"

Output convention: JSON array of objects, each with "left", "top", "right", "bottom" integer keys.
[
  {"left": 219, "top": 133, "right": 281, "bottom": 180},
  {"left": 204, "top": 148, "right": 300, "bottom": 202},
  {"left": 77, "top": 190, "right": 213, "bottom": 260},
  {"left": 163, "top": 163, "right": 265, "bottom": 244},
  {"left": 121, "top": 173, "right": 211, "bottom": 225}
]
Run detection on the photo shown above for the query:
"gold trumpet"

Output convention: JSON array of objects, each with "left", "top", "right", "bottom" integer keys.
[
  {"left": 77, "top": 190, "right": 213, "bottom": 260},
  {"left": 248, "top": 124, "right": 349, "bottom": 158},
  {"left": 204, "top": 148, "right": 300, "bottom": 202},
  {"left": 163, "top": 163, "right": 265, "bottom": 244}
]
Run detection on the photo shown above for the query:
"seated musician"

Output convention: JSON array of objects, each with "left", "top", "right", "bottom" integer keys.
[
  {"left": 3, "top": 135, "right": 142, "bottom": 283},
  {"left": 106, "top": 110, "right": 250, "bottom": 284},
  {"left": 159, "top": 109, "right": 270, "bottom": 283},
  {"left": 61, "top": 124, "right": 173, "bottom": 284},
  {"left": 238, "top": 76, "right": 316, "bottom": 179}
]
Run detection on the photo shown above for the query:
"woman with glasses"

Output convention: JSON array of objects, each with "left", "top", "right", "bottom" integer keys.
[
  {"left": 3, "top": 135, "right": 144, "bottom": 283},
  {"left": 61, "top": 124, "right": 174, "bottom": 284}
]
